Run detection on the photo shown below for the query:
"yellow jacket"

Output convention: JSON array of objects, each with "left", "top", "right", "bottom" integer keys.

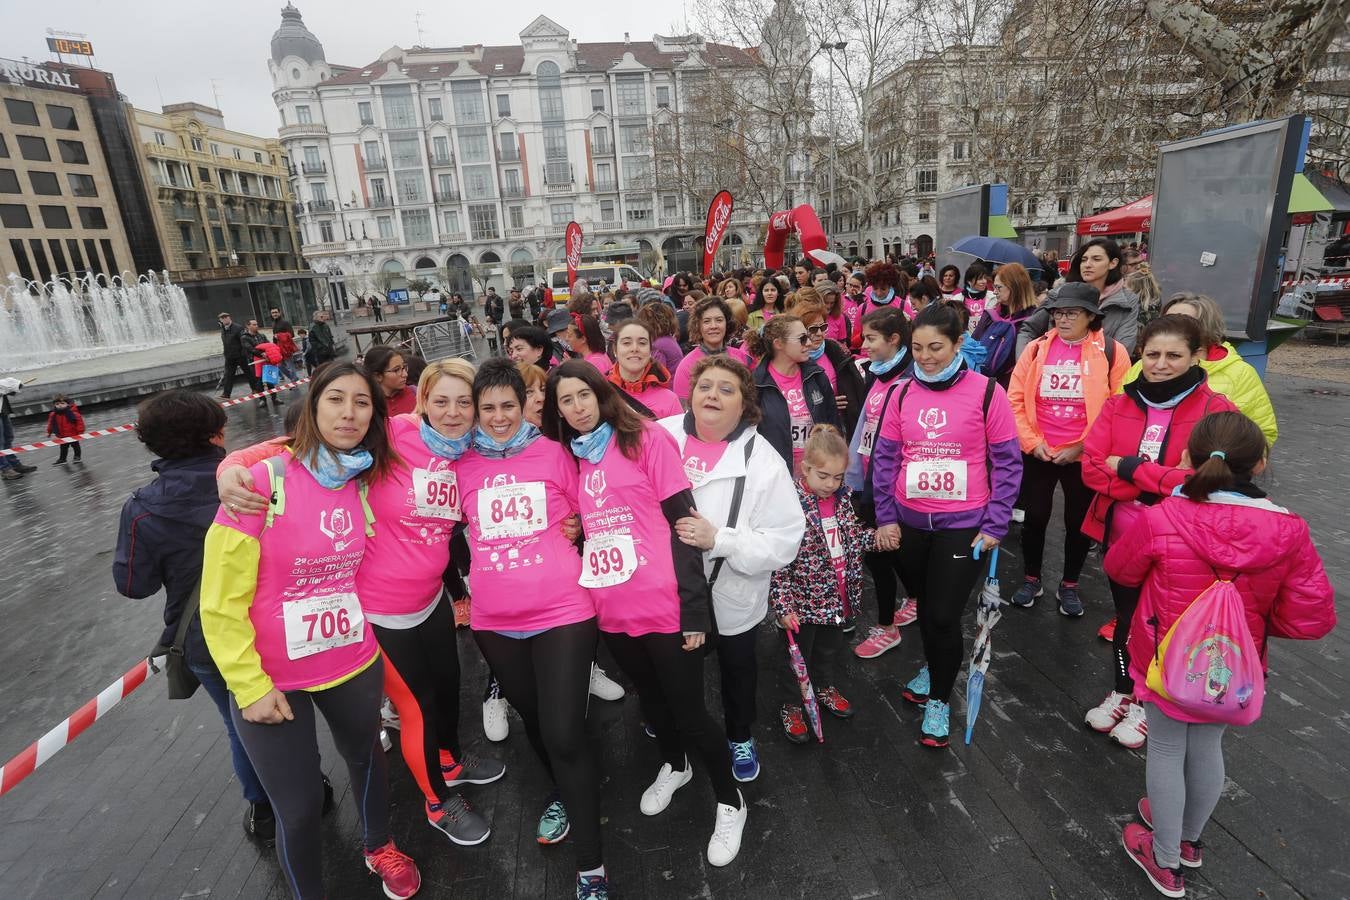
[{"left": 1119, "top": 342, "right": 1277, "bottom": 447}]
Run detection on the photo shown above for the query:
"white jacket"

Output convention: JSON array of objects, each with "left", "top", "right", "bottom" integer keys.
[{"left": 659, "top": 416, "right": 806, "bottom": 636}]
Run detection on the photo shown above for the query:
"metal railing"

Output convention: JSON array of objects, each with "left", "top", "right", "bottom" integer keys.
[
  {"left": 301, "top": 161, "right": 327, "bottom": 175},
  {"left": 307, "top": 200, "right": 336, "bottom": 213},
  {"left": 413, "top": 318, "right": 478, "bottom": 363}
]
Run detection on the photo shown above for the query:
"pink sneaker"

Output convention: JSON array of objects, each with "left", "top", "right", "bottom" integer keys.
[
  {"left": 893, "top": 598, "right": 918, "bottom": 627},
  {"left": 1122, "top": 823, "right": 1185, "bottom": 898},
  {"left": 364, "top": 840, "right": 422, "bottom": 899},
  {"left": 1138, "top": 798, "right": 1204, "bottom": 868},
  {"left": 853, "top": 624, "right": 901, "bottom": 659}
]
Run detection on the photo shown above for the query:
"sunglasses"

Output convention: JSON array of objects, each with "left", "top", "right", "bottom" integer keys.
[
  {"left": 805, "top": 323, "right": 829, "bottom": 336},
  {"left": 792, "top": 333, "right": 810, "bottom": 345}
]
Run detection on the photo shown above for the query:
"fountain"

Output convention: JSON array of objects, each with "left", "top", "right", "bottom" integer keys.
[{"left": 0, "top": 271, "right": 198, "bottom": 372}]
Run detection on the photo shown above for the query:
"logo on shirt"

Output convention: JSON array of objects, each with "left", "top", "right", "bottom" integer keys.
[
  {"left": 319, "top": 507, "right": 357, "bottom": 552},
  {"left": 583, "top": 469, "right": 610, "bottom": 508},
  {"left": 785, "top": 387, "right": 804, "bottom": 406},
  {"left": 486, "top": 473, "right": 517, "bottom": 489},
  {"left": 917, "top": 407, "right": 948, "bottom": 439},
  {"left": 424, "top": 457, "right": 453, "bottom": 474},
  {"left": 809, "top": 387, "right": 825, "bottom": 407}
]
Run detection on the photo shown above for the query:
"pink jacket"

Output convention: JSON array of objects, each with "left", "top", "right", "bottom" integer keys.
[{"left": 1104, "top": 492, "right": 1335, "bottom": 721}]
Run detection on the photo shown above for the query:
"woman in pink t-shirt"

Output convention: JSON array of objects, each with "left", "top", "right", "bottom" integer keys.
[
  {"left": 200, "top": 362, "right": 422, "bottom": 900},
  {"left": 543, "top": 360, "right": 748, "bottom": 868},
  {"left": 605, "top": 319, "right": 683, "bottom": 419},
  {"left": 751, "top": 314, "right": 842, "bottom": 475},
  {"left": 672, "top": 297, "right": 753, "bottom": 404},
  {"left": 564, "top": 312, "right": 611, "bottom": 372}
]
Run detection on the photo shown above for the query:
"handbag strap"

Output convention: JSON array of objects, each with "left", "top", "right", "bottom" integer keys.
[
  {"left": 171, "top": 583, "right": 201, "bottom": 655},
  {"left": 708, "top": 436, "right": 755, "bottom": 589}
]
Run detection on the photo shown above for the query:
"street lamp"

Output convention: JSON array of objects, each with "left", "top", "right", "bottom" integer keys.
[{"left": 819, "top": 41, "right": 848, "bottom": 248}]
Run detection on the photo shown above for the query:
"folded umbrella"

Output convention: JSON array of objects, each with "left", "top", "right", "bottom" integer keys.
[
  {"left": 786, "top": 627, "right": 824, "bottom": 742},
  {"left": 966, "top": 545, "right": 1005, "bottom": 744}
]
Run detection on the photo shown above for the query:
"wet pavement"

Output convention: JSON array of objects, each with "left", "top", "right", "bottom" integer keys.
[{"left": 0, "top": 373, "right": 1345, "bottom": 899}]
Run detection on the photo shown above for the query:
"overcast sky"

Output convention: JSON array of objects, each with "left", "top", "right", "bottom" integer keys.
[{"left": 2, "top": 1, "right": 694, "bottom": 135}]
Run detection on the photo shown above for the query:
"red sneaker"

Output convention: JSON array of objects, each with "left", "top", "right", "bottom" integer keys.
[
  {"left": 364, "top": 840, "right": 422, "bottom": 899},
  {"left": 1122, "top": 823, "right": 1185, "bottom": 898},
  {"left": 1098, "top": 617, "right": 1117, "bottom": 642},
  {"left": 817, "top": 687, "right": 854, "bottom": 719},
  {"left": 1138, "top": 798, "right": 1204, "bottom": 868},
  {"left": 780, "top": 703, "right": 809, "bottom": 743}
]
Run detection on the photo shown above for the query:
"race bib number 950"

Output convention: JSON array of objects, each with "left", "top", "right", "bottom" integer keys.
[{"left": 412, "top": 468, "right": 461, "bottom": 520}]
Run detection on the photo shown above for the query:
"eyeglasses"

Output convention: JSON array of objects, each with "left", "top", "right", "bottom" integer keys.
[
  {"left": 1050, "top": 309, "right": 1085, "bottom": 319},
  {"left": 993, "top": 283, "right": 1009, "bottom": 292},
  {"left": 385, "top": 365, "right": 409, "bottom": 374},
  {"left": 805, "top": 323, "right": 829, "bottom": 335}
]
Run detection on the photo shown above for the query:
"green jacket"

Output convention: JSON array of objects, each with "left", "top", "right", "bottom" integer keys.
[{"left": 1119, "top": 342, "right": 1278, "bottom": 446}]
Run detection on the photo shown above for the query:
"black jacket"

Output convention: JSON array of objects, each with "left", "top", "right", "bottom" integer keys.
[
  {"left": 753, "top": 356, "right": 842, "bottom": 469},
  {"left": 220, "top": 322, "right": 245, "bottom": 359},
  {"left": 821, "top": 339, "right": 865, "bottom": 440},
  {"left": 270, "top": 316, "right": 293, "bottom": 338},
  {"left": 240, "top": 330, "right": 264, "bottom": 361},
  {"left": 112, "top": 452, "right": 226, "bottom": 657},
  {"left": 484, "top": 293, "right": 504, "bottom": 324}
]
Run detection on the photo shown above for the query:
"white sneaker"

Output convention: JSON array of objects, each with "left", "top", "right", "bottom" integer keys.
[
  {"left": 1011, "top": 507, "right": 1025, "bottom": 523},
  {"left": 706, "top": 790, "right": 747, "bottom": 867},
  {"left": 483, "top": 682, "right": 509, "bottom": 743},
  {"left": 380, "top": 698, "right": 400, "bottom": 731},
  {"left": 589, "top": 664, "right": 625, "bottom": 701},
  {"left": 1085, "top": 691, "right": 1132, "bottom": 733},
  {"left": 640, "top": 759, "right": 693, "bottom": 816},
  {"left": 1110, "top": 702, "right": 1149, "bottom": 749}
]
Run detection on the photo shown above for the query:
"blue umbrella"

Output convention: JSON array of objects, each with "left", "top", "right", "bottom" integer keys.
[
  {"left": 965, "top": 545, "right": 1005, "bottom": 744},
  {"left": 948, "top": 236, "right": 1044, "bottom": 278}
]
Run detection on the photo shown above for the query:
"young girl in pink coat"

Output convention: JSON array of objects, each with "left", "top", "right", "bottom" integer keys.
[{"left": 1104, "top": 411, "right": 1335, "bottom": 899}]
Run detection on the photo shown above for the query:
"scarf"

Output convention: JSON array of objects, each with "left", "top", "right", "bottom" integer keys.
[
  {"left": 1128, "top": 365, "right": 1206, "bottom": 409},
  {"left": 808, "top": 341, "right": 827, "bottom": 361},
  {"left": 419, "top": 417, "right": 473, "bottom": 460},
  {"left": 914, "top": 353, "right": 966, "bottom": 387},
  {"left": 570, "top": 422, "right": 614, "bottom": 464},
  {"left": 958, "top": 338, "right": 987, "bottom": 371},
  {"left": 606, "top": 361, "right": 666, "bottom": 395},
  {"left": 472, "top": 421, "right": 542, "bottom": 458},
  {"left": 698, "top": 343, "right": 728, "bottom": 356},
  {"left": 300, "top": 445, "right": 373, "bottom": 490},
  {"left": 869, "top": 348, "right": 909, "bottom": 378},
  {"left": 870, "top": 288, "right": 896, "bottom": 307}
]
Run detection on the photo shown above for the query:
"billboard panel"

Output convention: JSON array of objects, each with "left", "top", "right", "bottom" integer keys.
[{"left": 935, "top": 185, "right": 988, "bottom": 275}]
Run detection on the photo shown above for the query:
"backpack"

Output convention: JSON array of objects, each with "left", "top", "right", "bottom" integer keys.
[
  {"left": 972, "top": 316, "right": 1018, "bottom": 380},
  {"left": 1145, "top": 574, "right": 1264, "bottom": 726}
]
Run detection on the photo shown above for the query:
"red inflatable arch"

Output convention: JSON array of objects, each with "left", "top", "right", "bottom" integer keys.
[{"left": 763, "top": 204, "right": 828, "bottom": 269}]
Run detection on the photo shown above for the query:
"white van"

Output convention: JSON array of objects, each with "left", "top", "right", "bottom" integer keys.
[{"left": 547, "top": 264, "right": 646, "bottom": 304}]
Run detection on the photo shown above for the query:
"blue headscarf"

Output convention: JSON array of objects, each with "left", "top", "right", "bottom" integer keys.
[{"left": 570, "top": 422, "right": 614, "bottom": 464}]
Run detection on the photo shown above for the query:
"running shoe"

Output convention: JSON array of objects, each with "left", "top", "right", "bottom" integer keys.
[
  {"left": 242, "top": 800, "right": 275, "bottom": 844},
  {"left": 817, "top": 687, "right": 854, "bottom": 719},
  {"left": 1137, "top": 798, "right": 1204, "bottom": 868},
  {"left": 728, "top": 738, "right": 760, "bottom": 782},
  {"left": 919, "top": 699, "right": 951, "bottom": 749},
  {"left": 706, "top": 790, "right": 747, "bottom": 867},
  {"left": 380, "top": 728, "right": 393, "bottom": 753},
  {"left": 537, "top": 793, "right": 570, "bottom": 844},
  {"left": 640, "top": 758, "right": 693, "bottom": 815},
  {"left": 1122, "top": 822, "right": 1185, "bottom": 898},
  {"left": 1009, "top": 578, "right": 1043, "bottom": 608},
  {"left": 440, "top": 750, "right": 506, "bottom": 786},
  {"left": 901, "top": 666, "right": 930, "bottom": 705},
  {"left": 452, "top": 596, "right": 471, "bottom": 628},
  {"left": 364, "top": 840, "right": 422, "bottom": 900},
  {"left": 482, "top": 679, "right": 509, "bottom": 742},
  {"left": 380, "top": 698, "right": 400, "bottom": 731},
  {"left": 1110, "top": 702, "right": 1149, "bottom": 750},
  {"left": 780, "top": 704, "right": 810, "bottom": 743},
  {"left": 576, "top": 872, "right": 609, "bottom": 899},
  {"left": 426, "top": 795, "right": 490, "bottom": 846},
  {"left": 1057, "top": 582, "right": 1085, "bottom": 617},
  {"left": 588, "top": 664, "right": 625, "bottom": 701},
  {"left": 1085, "top": 691, "right": 1133, "bottom": 733},
  {"left": 1010, "top": 507, "right": 1025, "bottom": 524},
  {"left": 893, "top": 597, "right": 918, "bottom": 627},
  {"left": 853, "top": 625, "right": 902, "bottom": 659},
  {"left": 841, "top": 615, "right": 856, "bottom": 634},
  {"left": 1098, "top": 616, "right": 1117, "bottom": 642}
]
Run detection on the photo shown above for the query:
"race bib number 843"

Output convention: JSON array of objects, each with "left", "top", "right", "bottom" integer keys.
[{"left": 477, "top": 481, "right": 547, "bottom": 539}]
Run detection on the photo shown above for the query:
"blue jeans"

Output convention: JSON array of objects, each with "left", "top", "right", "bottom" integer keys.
[
  {"left": 0, "top": 414, "right": 17, "bottom": 471},
  {"left": 188, "top": 652, "right": 268, "bottom": 804}
]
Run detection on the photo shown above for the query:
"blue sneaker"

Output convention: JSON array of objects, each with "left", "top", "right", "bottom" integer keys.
[
  {"left": 1057, "top": 582, "right": 1085, "bottom": 617},
  {"left": 728, "top": 738, "right": 760, "bottom": 782},
  {"left": 577, "top": 872, "right": 609, "bottom": 899},
  {"left": 919, "top": 699, "right": 950, "bottom": 748},
  {"left": 1010, "top": 578, "right": 1043, "bottom": 608},
  {"left": 536, "top": 793, "right": 570, "bottom": 844},
  {"left": 901, "top": 666, "right": 930, "bottom": 705}
]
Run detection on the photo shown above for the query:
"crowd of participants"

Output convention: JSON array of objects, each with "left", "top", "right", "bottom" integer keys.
[{"left": 110, "top": 236, "right": 1335, "bottom": 900}]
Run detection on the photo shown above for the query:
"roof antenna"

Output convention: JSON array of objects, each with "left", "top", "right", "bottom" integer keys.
[{"left": 415, "top": 11, "right": 426, "bottom": 46}]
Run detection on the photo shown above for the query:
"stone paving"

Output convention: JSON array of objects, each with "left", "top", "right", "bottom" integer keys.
[{"left": 0, "top": 372, "right": 1343, "bottom": 900}]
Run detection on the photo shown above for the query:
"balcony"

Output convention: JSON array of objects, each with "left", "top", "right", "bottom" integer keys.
[
  {"left": 224, "top": 208, "right": 243, "bottom": 225},
  {"left": 429, "top": 154, "right": 456, "bottom": 167},
  {"left": 594, "top": 179, "right": 617, "bottom": 192},
  {"left": 593, "top": 221, "right": 624, "bottom": 233},
  {"left": 307, "top": 200, "right": 336, "bottom": 213},
  {"left": 362, "top": 156, "right": 387, "bottom": 171},
  {"left": 278, "top": 123, "right": 328, "bottom": 139},
  {"left": 498, "top": 147, "right": 520, "bottom": 162},
  {"left": 304, "top": 240, "right": 345, "bottom": 254},
  {"left": 593, "top": 141, "right": 614, "bottom": 156},
  {"left": 545, "top": 179, "right": 574, "bottom": 194},
  {"left": 506, "top": 226, "right": 538, "bottom": 239},
  {"left": 172, "top": 205, "right": 196, "bottom": 221},
  {"left": 500, "top": 185, "right": 525, "bottom": 199},
  {"left": 370, "top": 237, "right": 400, "bottom": 248},
  {"left": 434, "top": 190, "right": 461, "bottom": 203},
  {"left": 301, "top": 161, "right": 327, "bottom": 176},
  {"left": 443, "top": 231, "right": 467, "bottom": 242},
  {"left": 658, "top": 216, "right": 686, "bottom": 228},
  {"left": 369, "top": 196, "right": 394, "bottom": 209}
]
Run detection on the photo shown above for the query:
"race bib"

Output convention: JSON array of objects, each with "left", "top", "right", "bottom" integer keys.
[
  {"left": 821, "top": 516, "right": 844, "bottom": 559},
  {"left": 790, "top": 419, "right": 811, "bottom": 450},
  {"left": 905, "top": 458, "right": 968, "bottom": 501},
  {"left": 477, "top": 481, "right": 547, "bottom": 539},
  {"left": 1040, "top": 363, "right": 1084, "bottom": 400},
  {"left": 578, "top": 532, "right": 637, "bottom": 588},
  {"left": 282, "top": 592, "right": 364, "bottom": 660},
  {"left": 412, "top": 468, "right": 461, "bottom": 520},
  {"left": 858, "top": 418, "right": 878, "bottom": 457}
]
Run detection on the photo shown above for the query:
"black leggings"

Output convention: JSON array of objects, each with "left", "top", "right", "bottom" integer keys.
[
  {"left": 1019, "top": 455, "right": 1093, "bottom": 583},
  {"left": 853, "top": 496, "right": 912, "bottom": 625},
  {"left": 1110, "top": 578, "right": 1142, "bottom": 695},
  {"left": 373, "top": 597, "right": 461, "bottom": 806},
  {"left": 603, "top": 631, "right": 739, "bottom": 807},
  {"left": 714, "top": 627, "right": 759, "bottom": 743},
  {"left": 783, "top": 623, "right": 843, "bottom": 695},
  {"left": 898, "top": 525, "right": 983, "bottom": 703},
  {"left": 231, "top": 660, "right": 388, "bottom": 900},
  {"left": 474, "top": 619, "right": 601, "bottom": 870}
]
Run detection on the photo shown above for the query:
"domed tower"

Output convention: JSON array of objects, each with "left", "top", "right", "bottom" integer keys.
[{"left": 268, "top": 4, "right": 332, "bottom": 128}]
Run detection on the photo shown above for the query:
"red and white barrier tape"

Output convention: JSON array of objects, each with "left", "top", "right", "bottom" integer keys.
[
  {"left": 0, "top": 656, "right": 160, "bottom": 797},
  {"left": 1281, "top": 276, "right": 1350, "bottom": 289},
  {"left": 2, "top": 378, "right": 311, "bottom": 456}
]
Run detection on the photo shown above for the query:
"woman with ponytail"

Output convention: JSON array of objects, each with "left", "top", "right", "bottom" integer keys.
[{"left": 1105, "top": 411, "right": 1333, "bottom": 899}]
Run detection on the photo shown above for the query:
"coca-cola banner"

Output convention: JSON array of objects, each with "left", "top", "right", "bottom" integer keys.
[
  {"left": 702, "top": 190, "right": 734, "bottom": 277},
  {"left": 565, "top": 220, "right": 583, "bottom": 290}
]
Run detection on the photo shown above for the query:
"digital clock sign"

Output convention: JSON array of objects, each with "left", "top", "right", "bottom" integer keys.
[{"left": 46, "top": 38, "right": 94, "bottom": 56}]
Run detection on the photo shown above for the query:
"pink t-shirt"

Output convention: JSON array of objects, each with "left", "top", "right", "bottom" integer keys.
[
  {"left": 814, "top": 351, "right": 838, "bottom": 391},
  {"left": 456, "top": 438, "right": 594, "bottom": 632},
  {"left": 1108, "top": 405, "right": 1178, "bottom": 545},
  {"left": 578, "top": 423, "right": 691, "bottom": 636},
  {"left": 584, "top": 351, "right": 611, "bottom": 371},
  {"left": 879, "top": 372, "right": 1018, "bottom": 514},
  {"left": 214, "top": 454, "right": 378, "bottom": 691},
  {"left": 1036, "top": 339, "right": 1088, "bottom": 449},
  {"left": 816, "top": 493, "right": 849, "bottom": 615},
  {"left": 357, "top": 415, "right": 458, "bottom": 617},
  {"left": 681, "top": 434, "right": 728, "bottom": 489},
  {"left": 825, "top": 313, "right": 849, "bottom": 343},
  {"left": 856, "top": 377, "right": 900, "bottom": 459},
  {"left": 768, "top": 365, "right": 811, "bottom": 474},
  {"left": 625, "top": 385, "right": 683, "bottom": 419},
  {"left": 672, "top": 346, "right": 752, "bottom": 405}
]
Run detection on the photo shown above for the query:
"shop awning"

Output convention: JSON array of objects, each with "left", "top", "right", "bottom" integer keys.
[{"left": 1076, "top": 196, "right": 1153, "bottom": 236}]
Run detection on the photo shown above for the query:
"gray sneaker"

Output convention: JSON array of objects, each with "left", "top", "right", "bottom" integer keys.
[
  {"left": 427, "top": 794, "right": 491, "bottom": 846},
  {"left": 442, "top": 752, "right": 506, "bottom": 786},
  {"left": 1009, "top": 579, "right": 1043, "bottom": 608}
]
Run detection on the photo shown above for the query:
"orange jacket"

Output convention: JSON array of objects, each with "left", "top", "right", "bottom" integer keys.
[{"left": 1008, "top": 331, "right": 1130, "bottom": 453}]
